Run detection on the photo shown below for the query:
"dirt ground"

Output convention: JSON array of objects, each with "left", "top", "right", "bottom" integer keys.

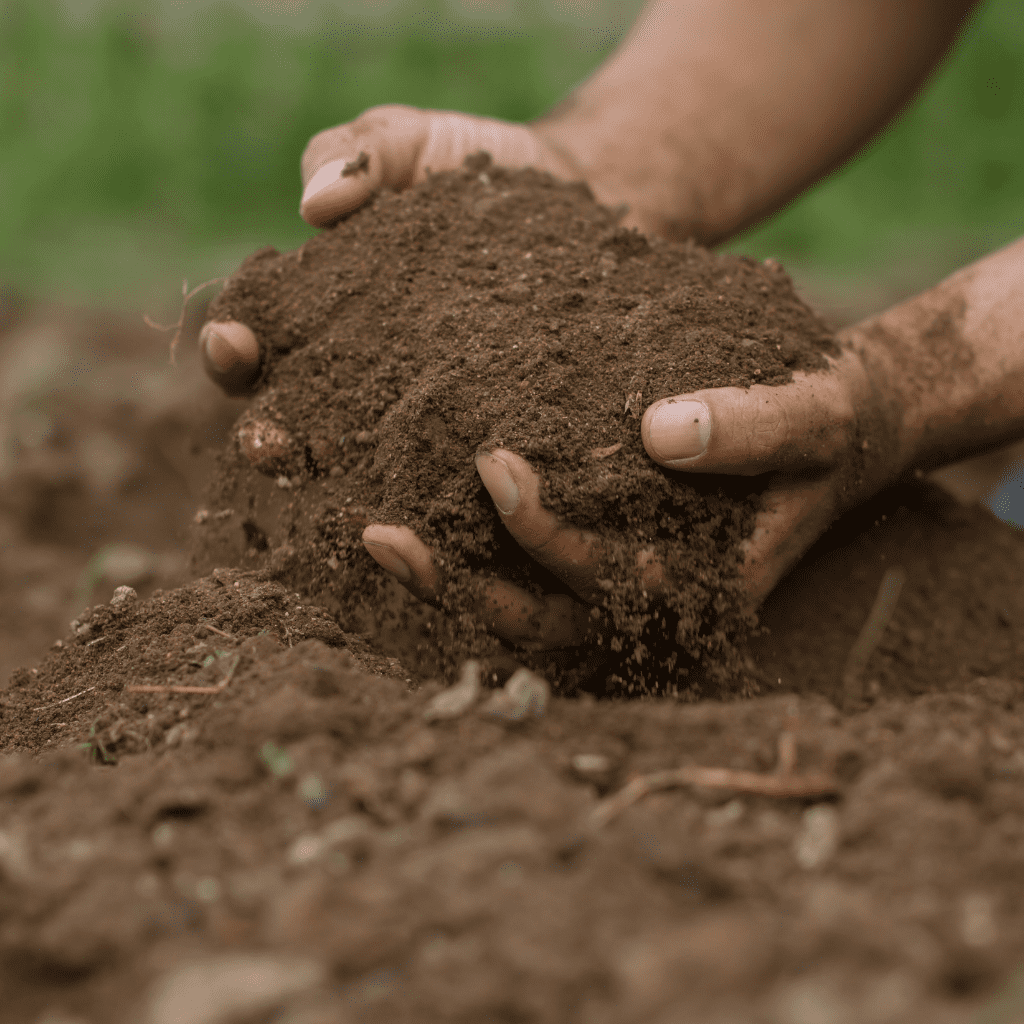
[{"left": 3, "top": 241, "right": 1024, "bottom": 1020}]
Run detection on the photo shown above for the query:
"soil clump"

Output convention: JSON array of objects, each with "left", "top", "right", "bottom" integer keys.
[{"left": 198, "top": 154, "right": 836, "bottom": 695}]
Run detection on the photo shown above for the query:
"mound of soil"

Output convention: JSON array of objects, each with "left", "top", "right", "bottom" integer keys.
[
  {"left": 197, "top": 154, "right": 836, "bottom": 695},
  {"left": 5, "top": 294, "right": 1024, "bottom": 1022},
  {"left": 3, "top": 495, "right": 1024, "bottom": 1023}
]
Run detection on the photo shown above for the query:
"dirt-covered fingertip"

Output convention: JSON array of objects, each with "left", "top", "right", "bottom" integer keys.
[
  {"left": 361, "top": 523, "right": 440, "bottom": 602},
  {"left": 300, "top": 156, "right": 376, "bottom": 226},
  {"left": 199, "top": 320, "right": 262, "bottom": 396}
]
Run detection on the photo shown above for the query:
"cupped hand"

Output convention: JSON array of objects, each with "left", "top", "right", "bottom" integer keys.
[
  {"left": 363, "top": 341, "right": 901, "bottom": 645},
  {"left": 199, "top": 104, "right": 579, "bottom": 395}
]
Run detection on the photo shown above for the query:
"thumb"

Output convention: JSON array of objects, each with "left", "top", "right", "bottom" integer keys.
[
  {"left": 300, "top": 104, "right": 431, "bottom": 225},
  {"left": 640, "top": 370, "right": 855, "bottom": 476},
  {"left": 299, "top": 104, "right": 571, "bottom": 227}
]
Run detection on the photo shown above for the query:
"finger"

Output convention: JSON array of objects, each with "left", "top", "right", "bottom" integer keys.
[
  {"left": 199, "top": 320, "right": 262, "bottom": 396},
  {"left": 300, "top": 104, "right": 570, "bottom": 227},
  {"left": 362, "top": 523, "right": 587, "bottom": 648},
  {"left": 641, "top": 361, "right": 858, "bottom": 476},
  {"left": 737, "top": 477, "right": 837, "bottom": 606},
  {"left": 475, "top": 449, "right": 608, "bottom": 602},
  {"left": 477, "top": 578, "right": 590, "bottom": 649},
  {"left": 362, "top": 523, "right": 439, "bottom": 604}
]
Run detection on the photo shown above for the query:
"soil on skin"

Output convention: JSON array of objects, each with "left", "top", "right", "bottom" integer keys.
[
  {"left": 3, "top": 202, "right": 1024, "bottom": 1022},
  {"left": 197, "top": 154, "right": 836, "bottom": 696}
]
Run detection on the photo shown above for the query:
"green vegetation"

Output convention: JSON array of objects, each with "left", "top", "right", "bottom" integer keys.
[{"left": 2, "top": 0, "right": 1022, "bottom": 305}]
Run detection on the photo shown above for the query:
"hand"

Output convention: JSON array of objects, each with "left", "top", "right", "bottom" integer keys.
[
  {"left": 199, "top": 104, "right": 580, "bottom": 395},
  {"left": 362, "top": 342, "right": 900, "bottom": 646}
]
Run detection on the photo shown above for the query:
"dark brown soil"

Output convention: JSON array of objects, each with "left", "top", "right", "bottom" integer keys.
[
  {"left": 197, "top": 155, "right": 836, "bottom": 696},
  {"left": 3, "top": 487, "right": 1024, "bottom": 1024},
  {"left": 4, "top": 211, "right": 1024, "bottom": 1021}
]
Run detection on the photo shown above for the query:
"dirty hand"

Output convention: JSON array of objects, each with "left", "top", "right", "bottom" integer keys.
[
  {"left": 364, "top": 341, "right": 898, "bottom": 647},
  {"left": 199, "top": 103, "right": 578, "bottom": 395}
]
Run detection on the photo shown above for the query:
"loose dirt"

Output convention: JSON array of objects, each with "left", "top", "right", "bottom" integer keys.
[
  {"left": 3, "top": 167, "right": 1024, "bottom": 1023},
  {"left": 196, "top": 155, "right": 836, "bottom": 695}
]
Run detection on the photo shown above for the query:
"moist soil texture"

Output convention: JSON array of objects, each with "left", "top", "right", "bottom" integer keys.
[
  {"left": 197, "top": 155, "right": 836, "bottom": 695},
  {"left": 3, "top": 193, "right": 1024, "bottom": 1022}
]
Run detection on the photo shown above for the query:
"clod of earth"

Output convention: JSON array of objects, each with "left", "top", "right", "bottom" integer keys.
[{"left": 197, "top": 153, "right": 837, "bottom": 696}]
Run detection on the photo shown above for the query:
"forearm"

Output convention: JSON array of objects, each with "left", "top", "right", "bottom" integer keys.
[
  {"left": 844, "top": 236, "right": 1024, "bottom": 480},
  {"left": 533, "top": 0, "right": 977, "bottom": 244}
]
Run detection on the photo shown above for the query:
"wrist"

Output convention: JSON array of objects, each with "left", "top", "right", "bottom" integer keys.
[
  {"left": 842, "top": 239, "right": 1024, "bottom": 482},
  {"left": 530, "top": 94, "right": 709, "bottom": 243}
]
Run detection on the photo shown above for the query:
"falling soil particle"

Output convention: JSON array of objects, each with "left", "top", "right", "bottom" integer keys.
[{"left": 196, "top": 154, "right": 836, "bottom": 695}]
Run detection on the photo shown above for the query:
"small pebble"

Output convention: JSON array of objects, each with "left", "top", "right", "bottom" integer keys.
[
  {"left": 571, "top": 753, "right": 611, "bottom": 777},
  {"left": 423, "top": 660, "right": 482, "bottom": 721},
  {"left": 287, "top": 835, "right": 324, "bottom": 868},
  {"left": 481, "top": 668, "right": 550, "bottom": 723},
  {"left": 276, "top": 475, "right": 293, "bottom": 489},
  {"left": 110, "top": 585, "right": 138, "bottom": 608},
  {"left": 793, "top": 805, "right": 840, "bottom": 870}
]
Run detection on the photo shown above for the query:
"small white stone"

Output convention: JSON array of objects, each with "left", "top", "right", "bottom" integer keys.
[
  {"left": 276, "top": 475, "right": 293, "bottom": 489},
  {"left": 793, "top": 805, "right": 840, "bottom": 870},
  {"left": 286, "top": 835, "right": 324, "bottom": 867},
  {"left": 571, "top": 753, "right": 611, "bottom": 777},
  {"left": 423, "top": 659, "right": 482, "bottom": 721}
]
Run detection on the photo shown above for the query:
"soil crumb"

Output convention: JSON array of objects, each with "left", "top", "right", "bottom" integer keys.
[{"left": 198, "top": 154, "right": 836, "bottom": 695}]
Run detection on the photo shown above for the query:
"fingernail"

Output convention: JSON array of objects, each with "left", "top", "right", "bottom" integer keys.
[
  {"left": 646, "top": 399, "right": 710, "bottom": 464},
  {"left": 301, "top": 159, "right": 350, "bottom": 207},
  {"left": 363, "top": 541, "right": 412, "bottom": 583},
  {"left": 475, "top": 452, "right": 519, "bottom": 515},
  {"left": 200, "top": 320, "right": 259, "bottom": 372}
]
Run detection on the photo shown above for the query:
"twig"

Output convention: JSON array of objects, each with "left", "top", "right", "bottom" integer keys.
[
  {"left": 144, "top": 276, "right": 227, "bottom": 366},
  {"left": 32, "top": 686, "right": 97, "bottom": 711},
  {"left": 842, "top": 565, "right": 907, "bottom": 705},
  {"left": 590, "top": 442, "right": 623, "bottom": 460},
  {"left": 86, "top": 634, "right": 110, "bottom": 647},
  {"left": 128, "top": 655, "right": 241, "bottom": 695},
  {"left": 199, "top": 623, "right": 234, "bottom": 640},
  {"left": 588, "top": 733, "right": 838, "bottom": 830}
]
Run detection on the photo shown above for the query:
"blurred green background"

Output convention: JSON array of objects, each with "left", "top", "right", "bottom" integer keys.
[{"left": 2, "top": 0, "right": 1023, "bottom": 312}]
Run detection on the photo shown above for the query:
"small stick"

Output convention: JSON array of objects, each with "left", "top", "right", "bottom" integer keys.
[
  {"left": 842, "top": 565, "right": 907, "bottom": 704},
  {"left": 86, "top": 635, "right": 110, "bottom": 647},
  {"left": 588, "top": 733, "right": 838, "bottom": 830},
  {"left": 128, "top": 655, "right": 240, "bottom": 695},
  {"left": 590, "top": 442, "right": 623, "bottom": 460},
  {"left": 199, "top": 623, "right": 234, "bottom": 640},
  {"left": 144, "top": 276, "right": 227, "bottom": 365},
  {"left": 32, "top": 686, "right": 97, "bottom": 711}
]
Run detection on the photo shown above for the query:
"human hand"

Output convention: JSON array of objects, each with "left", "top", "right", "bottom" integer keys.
[
  {"left": 199, "top": 104, "right": 580, "bottom": 395},
  {"left": 362, "top": 341, "right": 902, "bottom": 646}
]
